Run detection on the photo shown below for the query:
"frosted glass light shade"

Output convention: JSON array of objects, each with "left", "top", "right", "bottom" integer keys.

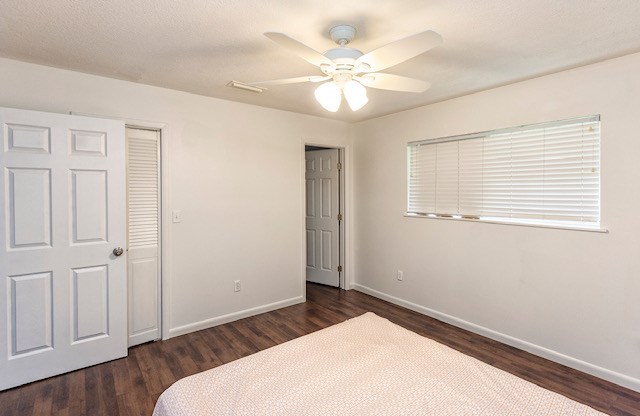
[
  {"left": 314, "top": 82, "right": 341, "bottom": 112},
  {"left": 343, "top": 80, "right": 368, "bottom": 111}
]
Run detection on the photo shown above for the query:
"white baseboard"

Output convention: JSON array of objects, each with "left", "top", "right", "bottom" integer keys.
[
  {"left": 353, "top": 283, "right": 640, "bottom": 392},
  {"left": 167, "top": 296, "right": 305, "bottom": 339}
]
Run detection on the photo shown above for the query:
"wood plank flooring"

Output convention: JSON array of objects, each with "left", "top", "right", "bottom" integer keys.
[{"left": 1, "top": 283, "right": 639, "bottom": 415}]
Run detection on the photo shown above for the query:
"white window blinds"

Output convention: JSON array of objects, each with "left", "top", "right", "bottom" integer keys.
[{"left": 407, "top": 116, "right": 600, "bottom": 227}]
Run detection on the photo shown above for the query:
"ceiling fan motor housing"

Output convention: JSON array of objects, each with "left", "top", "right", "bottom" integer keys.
[
  {"left": 324, "top": 47, "right": 363, "bottom": 64},
  {"left": 325, "top": 25, "right": 366, "bottom": 73}
]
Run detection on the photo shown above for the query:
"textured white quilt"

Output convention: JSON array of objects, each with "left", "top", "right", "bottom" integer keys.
[{"left": 153, "top": 312, "right": 606, "bottom": 415}]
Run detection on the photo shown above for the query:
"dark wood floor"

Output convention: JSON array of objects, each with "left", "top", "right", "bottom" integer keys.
[{"left": 1, "top": 283, "right": 639, "bottom": 415}]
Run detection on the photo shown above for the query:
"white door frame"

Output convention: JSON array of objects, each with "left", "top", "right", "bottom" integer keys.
[
  {"left": 301, "top": 140, "right": 354, "bottom": 296},
  {"left": 71, "top": 112, "right": 172, "bottom": 341}
]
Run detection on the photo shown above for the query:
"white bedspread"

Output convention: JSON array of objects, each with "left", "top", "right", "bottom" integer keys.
[{"left": 153, "top": 312, "right": 606, "bottom": 415}]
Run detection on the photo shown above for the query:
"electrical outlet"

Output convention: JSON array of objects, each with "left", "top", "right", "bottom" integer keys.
[
  {"left": 234, "top": 280, "right": 241, "bottom": 292},
  {"left": 397, "top": 270, "right": 403, "bottom": 281}
]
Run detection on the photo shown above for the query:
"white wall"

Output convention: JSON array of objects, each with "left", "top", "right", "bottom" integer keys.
[
  {"left": 352, "top": 52, "right": 640, "bottom": 390},
  {"left": 3, "top": 51, "right": 640, "bottom": 391},
  {"left": 0, "top": 58, "right": 351, "bottom": 337}
]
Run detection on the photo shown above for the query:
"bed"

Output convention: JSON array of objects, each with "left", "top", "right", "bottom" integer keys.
[{"left": 153, "top": 312, "right": 605, "bottom": 415}]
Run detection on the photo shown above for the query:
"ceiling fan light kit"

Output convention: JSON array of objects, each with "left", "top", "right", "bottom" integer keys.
[
  {"left": 314, "top": 78, "right": 368, "bottom": 112},
  {"left": 343, "top": 80, "right": 368, "bottom": 111},
  {"left": 246, "top": 25, "right": 442, "bottom": 112},
  {"left": 314, "top": 81, "right": 342, "bottom": 112}
]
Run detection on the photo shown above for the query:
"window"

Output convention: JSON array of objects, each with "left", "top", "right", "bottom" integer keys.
[{"left": 407, "top": 116, "right": 601, "bottom": 230}]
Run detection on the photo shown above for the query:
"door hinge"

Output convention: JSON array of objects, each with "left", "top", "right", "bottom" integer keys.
[
  {"left": 338, "top": 266, "right": 343, "bottom": 272},
  {"left": 337, "top": 213, "right": 343, "bottom": 221},
  {"left": 337, "top": 162, "right": 342, "bottom": 170}
]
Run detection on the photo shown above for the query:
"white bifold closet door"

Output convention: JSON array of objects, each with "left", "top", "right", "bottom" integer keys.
[
  {"left": 126, "top": 127, "right": 161, "bottom": 347},
  {"left": 0, "top": 107, "right": 127, "bottom": 390}
]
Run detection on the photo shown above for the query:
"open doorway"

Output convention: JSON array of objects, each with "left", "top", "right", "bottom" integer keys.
[{"left": 305, "top": 145, "right": 345, "bottom": 288}]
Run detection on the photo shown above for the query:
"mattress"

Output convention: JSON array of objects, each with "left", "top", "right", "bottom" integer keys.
[{"left": 153, "top": 312, "right": 606, "bottom": 415}]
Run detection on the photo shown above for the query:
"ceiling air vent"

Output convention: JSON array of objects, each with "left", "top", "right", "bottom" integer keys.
[{"left": 227, "top": 81, "right": 265, "bottom": 93}]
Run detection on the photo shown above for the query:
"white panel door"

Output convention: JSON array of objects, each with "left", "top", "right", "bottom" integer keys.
[
  {"left": 305, "top": 149, "right": 340, "bottom": 287},
  {"left": 126, "top": 128, "right": 160, "bottom": 347},
  {"left": 0, "top": 107, "right": 127, "bottom": 390}
]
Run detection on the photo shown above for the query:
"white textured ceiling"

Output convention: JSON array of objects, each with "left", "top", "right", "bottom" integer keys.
[{"left": 1, "top": 1, "right": 640, "bottom": 122}]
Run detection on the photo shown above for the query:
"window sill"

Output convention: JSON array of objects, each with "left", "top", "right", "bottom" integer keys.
[{"left": 403, "top": 213, "right": 609, "bottom": 233}]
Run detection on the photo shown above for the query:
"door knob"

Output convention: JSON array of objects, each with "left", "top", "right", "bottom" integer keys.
[{"left": 113, "top": 247, "right": 124, "bottom": 257}]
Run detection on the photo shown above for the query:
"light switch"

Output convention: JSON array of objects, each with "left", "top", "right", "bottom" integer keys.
[{"left": 172, "top": 210, "right": 182, "bottom": 223}]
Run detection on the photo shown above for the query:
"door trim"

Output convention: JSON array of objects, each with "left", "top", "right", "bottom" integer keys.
[
  {"left": 71, "top": 112, "right": 171, "bottom": 341},
  {"left": 301, "top": 140, "right": 353, "bottom": 296}
]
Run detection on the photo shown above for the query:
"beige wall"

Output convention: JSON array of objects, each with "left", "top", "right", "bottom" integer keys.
[
  {"left": 0, "top": 57, "right": 351, "bottom": 337},
  {"left": 352, "top": 52, "right": 640, "bottom": 390}
]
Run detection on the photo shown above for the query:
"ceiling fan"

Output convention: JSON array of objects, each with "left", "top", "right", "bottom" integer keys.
[{"left": 246, "top": 25, "right": 443, "bottom": 112}]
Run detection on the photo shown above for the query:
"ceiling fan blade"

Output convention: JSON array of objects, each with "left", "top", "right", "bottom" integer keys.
[
  {"left": 356, "top": 73, "right": 431, "bottom": 93},
  {"left": 355, "top": 30, "right": 442, "bottom": 73},
  {"left": 249, "top": 76, "right": 330, "bottom": 87},
  {"left": 265, "top": 32, "right": 335, "bottom": 68}
]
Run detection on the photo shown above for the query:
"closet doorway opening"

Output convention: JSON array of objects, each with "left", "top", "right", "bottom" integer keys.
[{"left": 304, "top": 145, "right": 345, "bottom": 288}]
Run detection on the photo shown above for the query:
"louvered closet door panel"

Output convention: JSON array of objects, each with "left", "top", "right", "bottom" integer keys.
[
  {"left": 128, "top": 136, "right": 159, "bottom": 248},
  {"left": 126, "top": 128, "right": 160, "bottom": 347}
]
